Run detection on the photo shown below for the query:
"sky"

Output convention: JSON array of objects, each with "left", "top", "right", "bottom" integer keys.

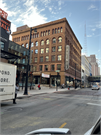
[{"left": 0, "top": 0, "right": 101, "bottom": 73}]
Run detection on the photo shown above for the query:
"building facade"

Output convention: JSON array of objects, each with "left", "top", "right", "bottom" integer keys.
[
  {"left": 12, "top": 18, "right": 82, "bottom": 86},
  {"left": 81, "top": 55, "right": 92, "bottom": 87},
  {"left": 87, "top": 55, "right": 100, "bottom": 76}
]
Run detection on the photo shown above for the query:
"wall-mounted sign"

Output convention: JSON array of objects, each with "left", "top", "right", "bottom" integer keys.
[
  {"left": 65, "top": 45, "right": 70, "bottom": 70},
  {"left": 0, "top": 8, "right": 8, "bottom": 19},
  {"left": 42, "top": 73, "right": 50, "bottom": 78}
]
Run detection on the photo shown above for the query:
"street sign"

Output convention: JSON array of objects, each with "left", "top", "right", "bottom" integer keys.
[{"left": 55, "top": 70, "right": 60, "bottom": 72}]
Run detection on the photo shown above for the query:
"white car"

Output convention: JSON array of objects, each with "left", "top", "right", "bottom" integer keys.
[
  {"left": 25, "top": 128, "right": 71, "bottom": 135},
  {"left": 92, "top": 85, "right": 99, "bottom": 90}
]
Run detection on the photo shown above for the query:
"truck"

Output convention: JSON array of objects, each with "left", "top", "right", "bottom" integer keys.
[{"left": 0, "top": 62, "right": 17, "bottom": 101}]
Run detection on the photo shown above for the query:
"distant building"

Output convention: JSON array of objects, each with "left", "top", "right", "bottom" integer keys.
[
  {"left": 12, "top": 18, "right": 82, "bottom": 86},
  {"left": 81, "top": 55, "right": 92, "bottom": 87},
  {"left": 87, "top": 55, "right": 100, "bottom": 76}
]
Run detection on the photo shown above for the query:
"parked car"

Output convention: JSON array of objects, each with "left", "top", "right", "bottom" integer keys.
[
  {"left": 92, "top": 85, "right": 99, "bottom": 90},
  {"left": 25, "top": 128, "right": 71, "bottom": 135}
]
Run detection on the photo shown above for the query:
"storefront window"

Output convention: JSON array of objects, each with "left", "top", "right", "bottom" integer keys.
[{"left": 0, "top": 41, "right": 4, "bottom": 50}]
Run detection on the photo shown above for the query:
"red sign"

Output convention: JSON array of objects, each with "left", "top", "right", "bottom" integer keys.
[{"left": 0, "top": 8, "right": 8, "bottom": 20}]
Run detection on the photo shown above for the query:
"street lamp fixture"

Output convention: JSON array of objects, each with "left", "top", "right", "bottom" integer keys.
[{"left": 24, "top": 27, "right": 37, "bottom": 95}]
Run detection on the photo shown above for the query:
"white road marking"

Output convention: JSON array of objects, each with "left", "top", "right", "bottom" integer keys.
[{"left": 87, "top": 103, "right": 101, "bottom": 106}]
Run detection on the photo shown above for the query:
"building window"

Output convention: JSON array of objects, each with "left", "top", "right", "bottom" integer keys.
[
  {"left": 35, "top": 57, "right": 37, "bottom": 62},
  {"left": 46, "top": 30, "right": 48, "bottom": 36},
  {"left": 46, "top": 48, "right": 49, "bottom": 53},
  {"left": 35, "top": 41, "right": 38, "bottom": 46},
  {"left": 39, "top": 65, "right": 42, "bottom": 71},
  {"left": 31, "top": 42, "right": 34, "bottom": 47},
  {"left": 44, "top": 31, "right": 45, "bottom": 36},
  {"left": 58, "top": 28, "right": 60, "bottom": 33},
  {"left": 57, "top": 64, "right": 61, "bottom": 70},
  {"left": 55, "top": 28, "right": 57, "bottom": 33},
  {"left": 40, "top": 57, "right": 43, "bottom": 62},
  {"left": 48, "top": 30, "right": 50, "bottom": 35},
  {"left": 58, "top": 55, "right": 62, "bottom": 61},
  {"left": 58, "top": 37, "right": 62, "bottom": 42},
  {"left": 41, "top": 40, "right": 44, "bottom": 45},
  {"left": 23, "top": 59, "right": 25, "bottom": 64},
  {"left": 41, "top": 32, "right": 43, "bottom": 37},
  {"left": 45, "top": 56, "right": 49, "bottom": 62},
  {"left": 45, "top": 65, "right": 48, "bottom": 71},
  {"left": 33, "top": 66, "right": 37, "bottom": 71},
  {"left": 58, "top": 46, "right": 62, "bottom": 51},
  {"left": 41, "top": 49, "right": 44, "bottom": 54},
  {"left": 53, "top": 38, "right": 56, "bottom": 43},
  {"left": 26, "top": 43, "right": 28, "bottom": 48},
  {"left": 0, "top": 41, "right": 4, "bottom": 50},
  {"left": 52, "top": 46, "right": 56, "bottom": 52},
  {"left": 35, "top": 49, "right": 38, "bottom": 54},
  {"left": 52, "top": 29, "right": 54, "bottom": 34},
  {"left": 23, "top": 51, "right": 26, "bottom": 56},
  {"left": 46, "top": 39, "right": 49, "bottom": 45},
  {"left": 61, "top": 27, "right": 63, "bottom": 32},
  {"left": 51, "top": 65, "right": 55, "bottom": 71},
  {"left": 52, "top": 55, "right": 55, "bottom": 61}
]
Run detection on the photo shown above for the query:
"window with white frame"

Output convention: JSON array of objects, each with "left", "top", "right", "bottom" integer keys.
[
  {"left": 58, "top": 37, "right": 62, "bottom": 42},
  {"left": 58, "top": 46, "right": 62, "bottom": 51}
]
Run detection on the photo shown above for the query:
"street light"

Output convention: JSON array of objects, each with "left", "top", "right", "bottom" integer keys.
[
  {"left": 24, "top": 27, "right": 37, "bottom": 95},
  {"left": 75, "top": 63, "right": 78, "bottom": 89}
]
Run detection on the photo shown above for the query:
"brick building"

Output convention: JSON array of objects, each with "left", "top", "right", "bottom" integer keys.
[{"left": 12, "top": 18, "right": 82, "bottom": 86}]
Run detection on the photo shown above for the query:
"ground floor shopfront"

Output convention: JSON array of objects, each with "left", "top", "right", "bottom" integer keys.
[{"left": 31, "top": 71, "right": 81, "bottom": 87}]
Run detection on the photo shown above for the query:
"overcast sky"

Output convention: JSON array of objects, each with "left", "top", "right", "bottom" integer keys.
[{"left": 0, "top": 0, "right": 101, "bottom": 72}]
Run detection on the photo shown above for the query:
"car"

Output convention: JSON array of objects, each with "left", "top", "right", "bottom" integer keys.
[
  {"left": 25, "top": 128, "right": 71, "bottom": 135},
  {"left": 91, "top": 85, "right": 99, "bottom": 90},
  {"left": 84, "top": 115, "right": 101, "bottom": 135}
]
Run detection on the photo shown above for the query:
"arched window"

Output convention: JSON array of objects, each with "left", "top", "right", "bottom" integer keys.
[
  {"left": 41, "top": 32, "right": 43, "bottom": 37},
  {"left": 55, "top": 28, "right": 57, "bottom": 33},
  {"left": 46, "top": 39, "right": 49, "bottom": 45},
  {"left": 58, "top": 28, "right": 60, "bottom": 33},
  {"left": 53, "top": 38, "right": 56, "bottom": 43},
  {"left": 26, "top": 43, "right": 28, "bottom": 48},
  {"left": 22, "top": 44, "right": 24, "bottom": 47},
  {"left": 58, "top": 37, "right": 62, "bottom": 42},
  {"left": 31, "top": 42, "right": 34, "bottom": 47},
  {"left": 61, "top": 27, "right": 63, "bottom": 32},
  {"left": 41, "top": 40, "right": 44, "bottom": 45},
  {"left": 52, "top": 29, "right": 54, "bottom": 34},
  {"left": 46, "top": 30, "right": 48, "bottom": 36},
  {"left": 35, "top": 41, "right": 38, "bottom": 46}
]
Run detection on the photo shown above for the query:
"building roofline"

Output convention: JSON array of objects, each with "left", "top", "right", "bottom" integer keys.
[{"left": 12, "top": 17, "right": 82, "bottom": 49}]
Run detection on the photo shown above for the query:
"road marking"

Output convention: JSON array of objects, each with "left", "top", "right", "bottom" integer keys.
[
  {"left": 87, "top": 103, "right": 101, "bottom": 106},
  {"left": 59, "top": 123, "right": 67, "bottom": 128},
  {"left": 44, "top": 98, "right": 52, "bottom": 100}
]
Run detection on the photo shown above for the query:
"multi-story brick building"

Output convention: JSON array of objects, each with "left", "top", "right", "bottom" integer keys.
[{"left": 12, "top": 18, "right": 82, "bottom": 86}]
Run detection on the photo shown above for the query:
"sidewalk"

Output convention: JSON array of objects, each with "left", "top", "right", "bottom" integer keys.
[{"left": 17, "top": 87, "right": 80, "bottom": 99}]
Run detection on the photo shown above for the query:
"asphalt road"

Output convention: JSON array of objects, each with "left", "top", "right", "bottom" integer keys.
[{"left": 1, "top": 88, "right": 101, "bottom": 135}]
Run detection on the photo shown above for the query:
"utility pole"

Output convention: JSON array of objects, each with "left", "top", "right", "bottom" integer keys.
[{"left": 24, "top": 27, "right": 37, "bottom": 95}]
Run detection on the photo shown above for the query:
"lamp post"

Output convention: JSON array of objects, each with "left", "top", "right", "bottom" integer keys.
[
  {"left": 75, "top": 63, "right": 78, "bottom": 89},
  {"left": 24, "top": 27, "right": 37, "bottom": 95}
]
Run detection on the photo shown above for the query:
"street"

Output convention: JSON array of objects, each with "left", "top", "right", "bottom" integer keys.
[{"left": 1, "top": 88, "right": 101, "bottom": 135}]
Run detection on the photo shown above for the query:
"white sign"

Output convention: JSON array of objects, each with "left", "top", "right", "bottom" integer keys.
[
  {"left": 0, "top": 62, "right": 16, "bottom": 101},
  {"left": 42, "top": 73, "right": 50, "bottom": 78},
  {"left": 65, "top": 45, "right": 70, "bottom": 70}
]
